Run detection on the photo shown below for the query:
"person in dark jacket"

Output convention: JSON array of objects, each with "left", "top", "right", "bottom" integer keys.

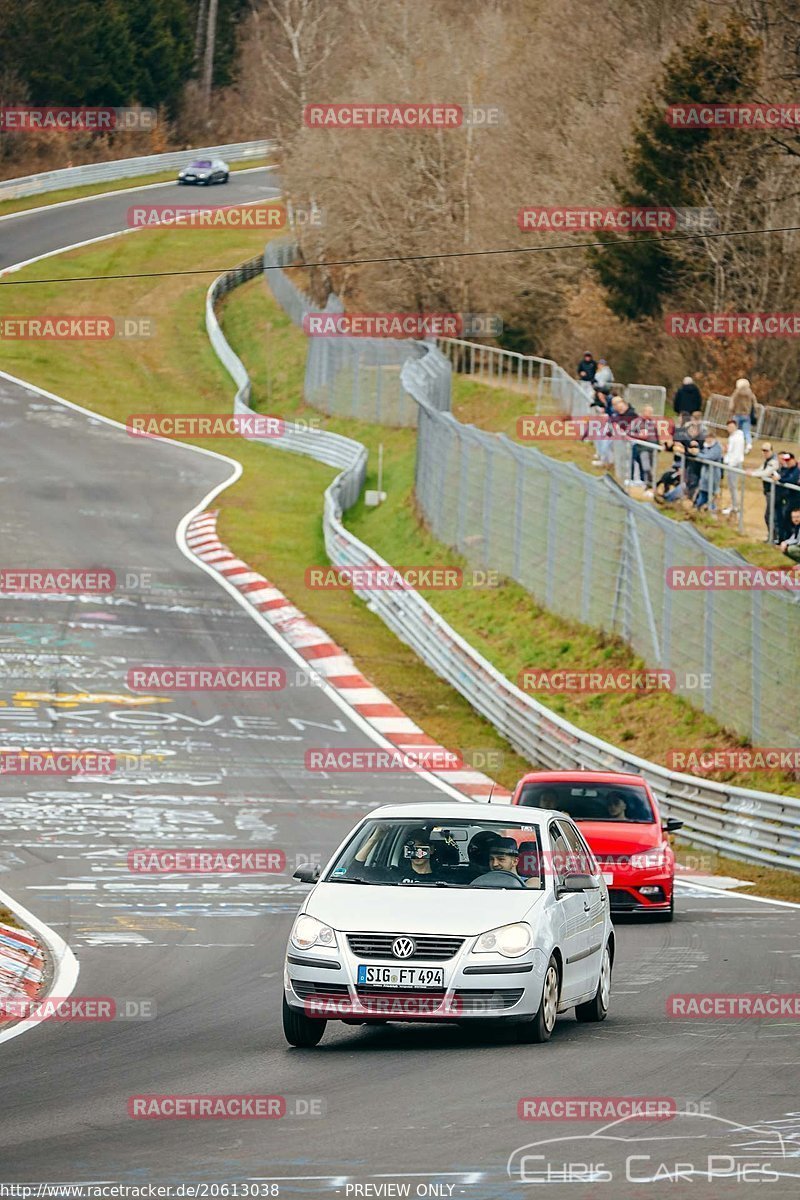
[
  {"left": 775, "top": 451, "right": 800, "bottom": 542},
  {"left": 577, "top": 352, "right": 597, "bottom": 382},
  {"left": 672, "top": 376, "right": 703, "bottom": 424}
]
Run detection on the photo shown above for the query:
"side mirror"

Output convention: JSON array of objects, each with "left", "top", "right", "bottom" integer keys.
[
  {"left": 558, "top": 872, "right": 599, "bottom": 895},
  {"left": 293, "top": 864, "right": 321, "bottom": 884},
  {"left": 663, "top": 817, "right": 683, "bottom": 833}
]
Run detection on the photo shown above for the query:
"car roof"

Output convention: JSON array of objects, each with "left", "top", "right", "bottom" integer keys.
[
  {"left": 365, "top": 801, "right": 568, "bottom": 824},
  {"left": 516, "top": 770, "right": 649, "bottom": 787}
]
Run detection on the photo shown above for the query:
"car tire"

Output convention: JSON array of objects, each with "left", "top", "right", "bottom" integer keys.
[
  {"left": 575, "top": 943, "right": 611, "bottom": 1023},
  {"left": 221, "top": 173, "right": 229, "bottom": 184},
  {"left": 282, "top": 995, "right": 326, "bottom": 1047},
  {"left": 518, "top": 955, "right": 559, "bottom": 1043}
]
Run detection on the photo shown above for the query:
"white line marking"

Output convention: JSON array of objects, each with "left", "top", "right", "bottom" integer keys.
[
  {"left": 675, "top": 880, "right": 800, "bottom": 909},
  {"left": 0, "top": 885, "right": 79, "bottom": 1046}
]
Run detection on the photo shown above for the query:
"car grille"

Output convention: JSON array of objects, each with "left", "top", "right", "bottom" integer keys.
[
  {"left": 608, "top": 889, "right": 640, "bottom": 910},
  {"left": 347, "top": 933, "right": 464, "bottom": 960},
  {"left": 353, "top": 987, "right": 523, "bottom": 1012},
  {"left": 291, "top": 981, "right": 350, "bottom": 999}
]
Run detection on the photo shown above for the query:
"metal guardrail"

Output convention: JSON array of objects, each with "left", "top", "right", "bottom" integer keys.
[
  {"left": 0, "top": 140, "right": 274, "bottom": 202},
  {"left": 207, "top": 250, "right": 800, "bottom": 873}
]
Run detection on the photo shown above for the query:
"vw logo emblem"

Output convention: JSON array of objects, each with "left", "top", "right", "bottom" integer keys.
[{"left": 392, "top": 937, "right": 415, "bottom": 959}]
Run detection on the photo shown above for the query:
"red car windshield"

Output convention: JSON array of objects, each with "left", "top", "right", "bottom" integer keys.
[{"left": 518, "top": 782, "right": 655, "bottom": 823}]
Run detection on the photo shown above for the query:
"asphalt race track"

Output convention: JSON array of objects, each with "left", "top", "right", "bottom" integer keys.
[{"left": 0, "top": 175, "right": 798, "bottom": 1197}]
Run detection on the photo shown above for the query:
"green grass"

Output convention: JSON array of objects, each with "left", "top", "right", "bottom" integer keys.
[
  {"left": 0, "top": 157, "right": 273, "bottom": 219},
  {"left": 0, "top": 907, "right": 22, "bottom": 929},
  {"left": 1, "top": 227, "right": 797, "bottom": 898}
]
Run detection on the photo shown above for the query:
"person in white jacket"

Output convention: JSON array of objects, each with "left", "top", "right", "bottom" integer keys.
[{"left": 722, "top": 418, "right": 746, "bottom": 515}]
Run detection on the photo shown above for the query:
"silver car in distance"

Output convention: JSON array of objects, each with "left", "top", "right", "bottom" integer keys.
[
  {"left": 176, "top": 158, "right": 229, "bottom": 185},
  {"left": 283, "top": 801, "right": 614, "bottom": 1047}
]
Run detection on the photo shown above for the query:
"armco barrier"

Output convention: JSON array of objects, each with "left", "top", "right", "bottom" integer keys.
[
  {"left": 0, "top": 140, "right": 274, "bottom": 202},
  {"left": 207, "top": 251, "right": 800, "bottom": 873}
]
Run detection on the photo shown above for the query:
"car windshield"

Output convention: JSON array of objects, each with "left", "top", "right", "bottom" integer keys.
[
  {"left": 325, "top": 818, "right": 545, "bottom": 889},
  {"left": 518, "top": 782, "right": 655, "bottom": 823},
  {"left": 191, "top": 160, "right": 212, "bottom": 168}
]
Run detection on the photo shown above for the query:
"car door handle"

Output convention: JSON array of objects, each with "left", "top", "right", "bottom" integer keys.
[{"left": 583, "top": 901, "right": 591, "bottom": 912}]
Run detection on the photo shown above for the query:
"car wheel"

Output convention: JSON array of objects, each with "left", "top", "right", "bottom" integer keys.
[
  {"left": 518, "top": 955, "right": 559, "bottom": 1043},
  {"left": 282, "top": 995, "right": 326, "bottom": 1047},
  {"left": 651, "top": 892, "right": 675, "bottom": 922},
  {"left": 221, "top": 173, "right": 229, "bottom": 184},
  {"left": 575, "top": 943, "right": 611, "bottom": 1023}
]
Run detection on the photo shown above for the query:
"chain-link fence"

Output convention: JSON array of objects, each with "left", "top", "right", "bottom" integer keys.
[
  {"left": 260, "top": 243, "right": 800, "bottom": 748},
  {"left": 213, "top": 254, "right": 800, "bottom": 869},
  {"left": 405, "top": 348, "right": 800, "bottom": 749}
]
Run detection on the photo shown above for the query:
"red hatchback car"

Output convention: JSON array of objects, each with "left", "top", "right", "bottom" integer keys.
[{"left": 511, "top": 770, "right": 683, "bottom": 921}]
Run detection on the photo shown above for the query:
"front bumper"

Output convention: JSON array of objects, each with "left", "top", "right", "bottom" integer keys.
[
  {"left": 606, "top": 871, "right": 673, "bottom": 914},
  {"left": 284, "top": 937, "right": 547, "bottom": 1022}
]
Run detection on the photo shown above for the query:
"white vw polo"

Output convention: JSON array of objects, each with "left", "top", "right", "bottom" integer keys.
[{"left": 282, "top": 801, "right": 614, "bottom": 1046}]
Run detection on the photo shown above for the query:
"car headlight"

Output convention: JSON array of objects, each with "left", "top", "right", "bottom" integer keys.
[
  {"left": 630, "top": 848, "right": 668, "bottom": 870},
  {"left": 290, "top": 914, "right": 337, "bottom": 950},
  {"left": 472, "top": 922, "right": 532, "bottom": 958}
]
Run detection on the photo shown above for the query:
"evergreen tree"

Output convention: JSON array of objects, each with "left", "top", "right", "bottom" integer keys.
[{"left": 589, "top": 13, "right": 762, "bottom": 319}]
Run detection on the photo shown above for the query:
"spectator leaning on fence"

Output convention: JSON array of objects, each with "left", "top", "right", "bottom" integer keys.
[
  {"left": 694, "top": 431, "right": 723, "bottom": 513},
  {"left": 749, "top": 442, "right": 781, "bottom": 539},
  {"left": 672, "top": 375, "right": 703, "bottom": 425},
  {"left": 722, "top": 418, "right": 746, "bottom": 516},
  {"left": 730, "top": 377, "right": 757, "bottom": 451},
  {"left": 630, "top": 404, "right": 660, "bottom": 496},
  {"left": 775, "top": 451, "right": 800, "bottom": 542},
  {"left": 577, "top": 351, "right": 597, "bottom": 383},
  {"left": 780, "top": 507, "right": 800, "bottom": 562}
]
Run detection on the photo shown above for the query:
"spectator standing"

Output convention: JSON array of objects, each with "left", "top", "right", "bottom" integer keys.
[
  {"left": 730, "top": 377, "right": 757, "bottom": 451},
  {"left": 629, "top": 404, "right": 659, "bottom": 496},
  {"left": 672, "top": 376, "right": 702, "bottom": 425},
  {"left": 673, "top": 416, "right": 705, "bottom": 454},
  {"left": 722, "top": 418, "right": 746, "bottom": 516},
  {"left": 594, "top": 358, "right": 614, "bottom": 391},
  {"left": 694, "top": 432, "right": 723, "bottom": 512},
  {"left": 749, "top": 443, "right": 781, "bottom": 540},
  {"left": 775, "top": 451, "right": 800, "bottom": 542},
  {"left": 590, "top": 388, "right": 615, "bottom": 468},
  {"left": 577, "top": 351, "right": 597, "bottom": 383}
]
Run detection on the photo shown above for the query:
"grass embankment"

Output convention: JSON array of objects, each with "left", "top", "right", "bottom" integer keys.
[
  {"left": 1, "top": 227, "right": 796, "bottom": 897},
  {"left": 451, "top": 375, "right": 795, "bottom": 564},
  {"left": 0, "top": 908, "right": 22, "bottom": 929},
  {"left": 0, "top": 157, "right": 272, "bottom": 220}
]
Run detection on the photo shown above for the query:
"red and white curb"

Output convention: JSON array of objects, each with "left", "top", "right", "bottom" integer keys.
[
  {"left": 185, "top": 510, "right": 510, "bottom": 802},
  {"left": 0, "top": 920, "right": 44, "bottom": 1021}
]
